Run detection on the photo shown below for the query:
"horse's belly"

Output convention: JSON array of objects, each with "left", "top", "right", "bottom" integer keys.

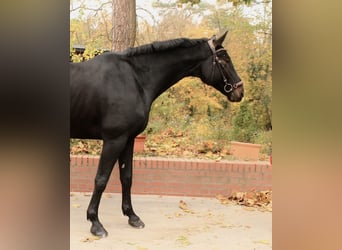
[{"left": 70, "top": 117, "right": 102, "bottom": 139}]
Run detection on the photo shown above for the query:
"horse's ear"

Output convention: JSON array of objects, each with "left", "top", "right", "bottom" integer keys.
[{"left": 214, "top": 30, "right": 228, "bottom": 46}]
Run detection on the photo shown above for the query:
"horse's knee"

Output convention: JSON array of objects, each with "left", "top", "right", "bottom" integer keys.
[{"left": 95, "top": 177, "right": 108, "bottom": 191}]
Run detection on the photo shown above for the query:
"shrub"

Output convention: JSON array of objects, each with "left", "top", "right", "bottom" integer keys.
[
  {"left": 253, "top": 130, "right": 272, "bottom": 156},
  {"left": 230, "top": 101, "right": 258, "bottom": 143}
]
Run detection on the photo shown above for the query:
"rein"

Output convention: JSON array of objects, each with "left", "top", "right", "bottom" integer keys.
[{"left": 207, "top": 39, "right": 243, "bottom": 93}]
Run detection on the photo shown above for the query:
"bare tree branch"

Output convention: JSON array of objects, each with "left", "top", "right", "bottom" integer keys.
[
  {"left": 70, "top": 1, "right": 112, "bottom": 13},
  {"left": 136, "top": 7, "right": 158, "bottom": 26},
  {"left": 100, "top": 9, "right": 113, "bottom": 44}
]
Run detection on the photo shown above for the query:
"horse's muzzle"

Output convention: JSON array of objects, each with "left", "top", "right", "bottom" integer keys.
[{"left": 228, "top": 81, "right": 244, "bottom": 102}]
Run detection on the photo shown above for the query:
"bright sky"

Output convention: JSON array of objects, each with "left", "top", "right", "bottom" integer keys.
[{"left": 71, "top": 0, "right": 271, "bottom": 25}]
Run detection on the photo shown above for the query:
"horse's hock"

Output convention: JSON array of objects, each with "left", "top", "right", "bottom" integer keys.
[{"left": 70, "top": 156, "right": 272, "bottom": 197}]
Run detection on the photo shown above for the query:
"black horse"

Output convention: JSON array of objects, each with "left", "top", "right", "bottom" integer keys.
[{"left": 70, "top": 31, "right": 244, "bottom": 237}]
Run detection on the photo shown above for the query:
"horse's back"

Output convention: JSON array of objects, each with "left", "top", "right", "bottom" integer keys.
[{"left": 70, "top": 53, "right": 147, "bottom": 140}]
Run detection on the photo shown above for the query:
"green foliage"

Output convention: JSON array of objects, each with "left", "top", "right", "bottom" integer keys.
[
  {"left": 177, "top": 0, "right": 200, "bottom": 5},
  {"left": 70, "top": 0, "right": 272, "bottom": 159},
  {"left": 145, "top": 77, "right": 232, "bottom": 142},
  {"left": 246, "top": 49, "right": 272, "bottom": 130},
  {"left": 225, "top": 0, "right": 253, "bottom": 6},
  {"left": 230, "top": 101, "right": 258, "bottom": 143},
  {"left": 253, "top": 130, "right": 272, "bottom": 155},
  {"left": 70, "top": 6, "right": 112, "bottom": 50},
  {"left": 175, "top": 0, "right": 254, "bottom": 6},
  {"left": 70, "top": 47, "right": 108, "bottom": 62}
]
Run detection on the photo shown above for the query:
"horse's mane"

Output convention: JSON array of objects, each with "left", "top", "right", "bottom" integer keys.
[{"left": 121, "top": 38, "right": 208, "bottom": 57}]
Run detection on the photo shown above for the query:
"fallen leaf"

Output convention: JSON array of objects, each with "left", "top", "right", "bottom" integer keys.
[
  {"left": 254, "top": 239, "right": 271, "bottom": 245},
  {"left": 174, "top": 212, "right": 184, "bottom": 217},
  {"left": 230, "top": 191, "right": 245, "bottom": 202},
  {"left": 72, "top": 204, "right": 81, "bottom": 208},
  {"left": 244, "top": 198, "right": 255, "bottom": 206},
  {"left": 176, "top": 235, "right": 191, "bottom": 247},
  {"left": 81, "top": 236, "right": 101, "bottom": 242},
  {"left": 215, "top": 156, "right": 222, "bottom": 162},
  {"left": 244, "top": 207, "right": 255, "bottom": 211},
  {"left": 223, "top": 190, "right": 272, "bottom": 211},
  {"left": 179, "top": 200, "right": 195, "bottom": 214},
  {"left": 220, "top": 224, "right": 233, "bottom": 229},
  {"left": 216, "top": 194, "right": 230, "bottom": 205},
  {"left": 104, "top": 193, "right": 112, "bottom": 198}
]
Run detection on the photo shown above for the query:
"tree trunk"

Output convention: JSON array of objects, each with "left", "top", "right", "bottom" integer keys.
[{"left": 112, "top": 0, "right": 136, "bottom": 52}]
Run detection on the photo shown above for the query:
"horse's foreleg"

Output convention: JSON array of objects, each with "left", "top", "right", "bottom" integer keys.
[
  {"left": 119, "top": 138, "right": 145, "bottom": 229},
  {"left": 87, "top": 138, "right": 124, "bottom": 237}
]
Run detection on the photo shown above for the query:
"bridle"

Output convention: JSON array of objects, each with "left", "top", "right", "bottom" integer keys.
[{"left": 208, "top": 39, "right": 243, "bottom": 94}]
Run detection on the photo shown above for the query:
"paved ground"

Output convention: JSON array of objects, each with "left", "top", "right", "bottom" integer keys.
[{"left": 70, "top": 193, "right": 272, "bottom": 250}]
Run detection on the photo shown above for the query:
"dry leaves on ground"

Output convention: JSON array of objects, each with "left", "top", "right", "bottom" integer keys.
[
  {"left": 216, "top": 194, "right": 230, "bottom": 205},
  {"left": 254, "top": 239, "right": 271, "bottom": 245},
  {"left": 80, "top": 236, "right": 101, "bottom": 242},
  {"left": 176, "top": 235, "right": 191, "bottom": 247},
  {"left": 216, "top": 190, "right": 272, "bottom": 212},
  {"left": 179, "top": 200, "right": 195, "bottom": 214}
]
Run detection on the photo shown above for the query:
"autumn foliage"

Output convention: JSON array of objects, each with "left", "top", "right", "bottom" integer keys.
[{"left": 70, "top": 0, "right": 272, "bottom": 160}]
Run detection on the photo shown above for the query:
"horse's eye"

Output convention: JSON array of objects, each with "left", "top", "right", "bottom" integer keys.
[
  {"left": 218, "top": 53, "right": 228, "bottom": 60},
  {"left": 223, "top": 55, "right": 230, "bottom": 62},
  {"left": 220, "top": 55, "right": 229, "bottom": 63}
]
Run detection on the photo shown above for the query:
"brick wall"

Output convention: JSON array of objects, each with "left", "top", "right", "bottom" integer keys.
[{"left": 70, "top": 155, "right": 272, "bottom": 197}]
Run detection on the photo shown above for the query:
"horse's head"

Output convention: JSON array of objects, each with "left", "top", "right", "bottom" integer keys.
[{"left": 200, "top": 31, "right": 244, "bottom": 102}]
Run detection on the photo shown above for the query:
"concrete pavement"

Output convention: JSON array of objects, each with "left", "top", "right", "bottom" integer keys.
[{"left": 70, "top": 193, "right": 272, "bottom": 250}]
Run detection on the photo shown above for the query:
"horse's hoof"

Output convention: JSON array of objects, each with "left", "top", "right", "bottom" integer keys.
[
  {"left": 128, "top": 217, "right": 145, "bottom": 229},
  {"left": 90, "top": 222, "right": 108, "bottom": 237}
]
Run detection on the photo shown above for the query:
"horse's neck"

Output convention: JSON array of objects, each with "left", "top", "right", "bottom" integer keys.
[{"left": 134, "top": 44, "right": 210, "bottom": 105}]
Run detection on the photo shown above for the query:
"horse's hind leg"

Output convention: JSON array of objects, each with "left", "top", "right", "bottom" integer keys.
[
  {"left": 118, "top": 138, "right": 145, "bottom": 229},
  {"left": 87, "top": 138, "right": 125, "bottom": 237}
]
